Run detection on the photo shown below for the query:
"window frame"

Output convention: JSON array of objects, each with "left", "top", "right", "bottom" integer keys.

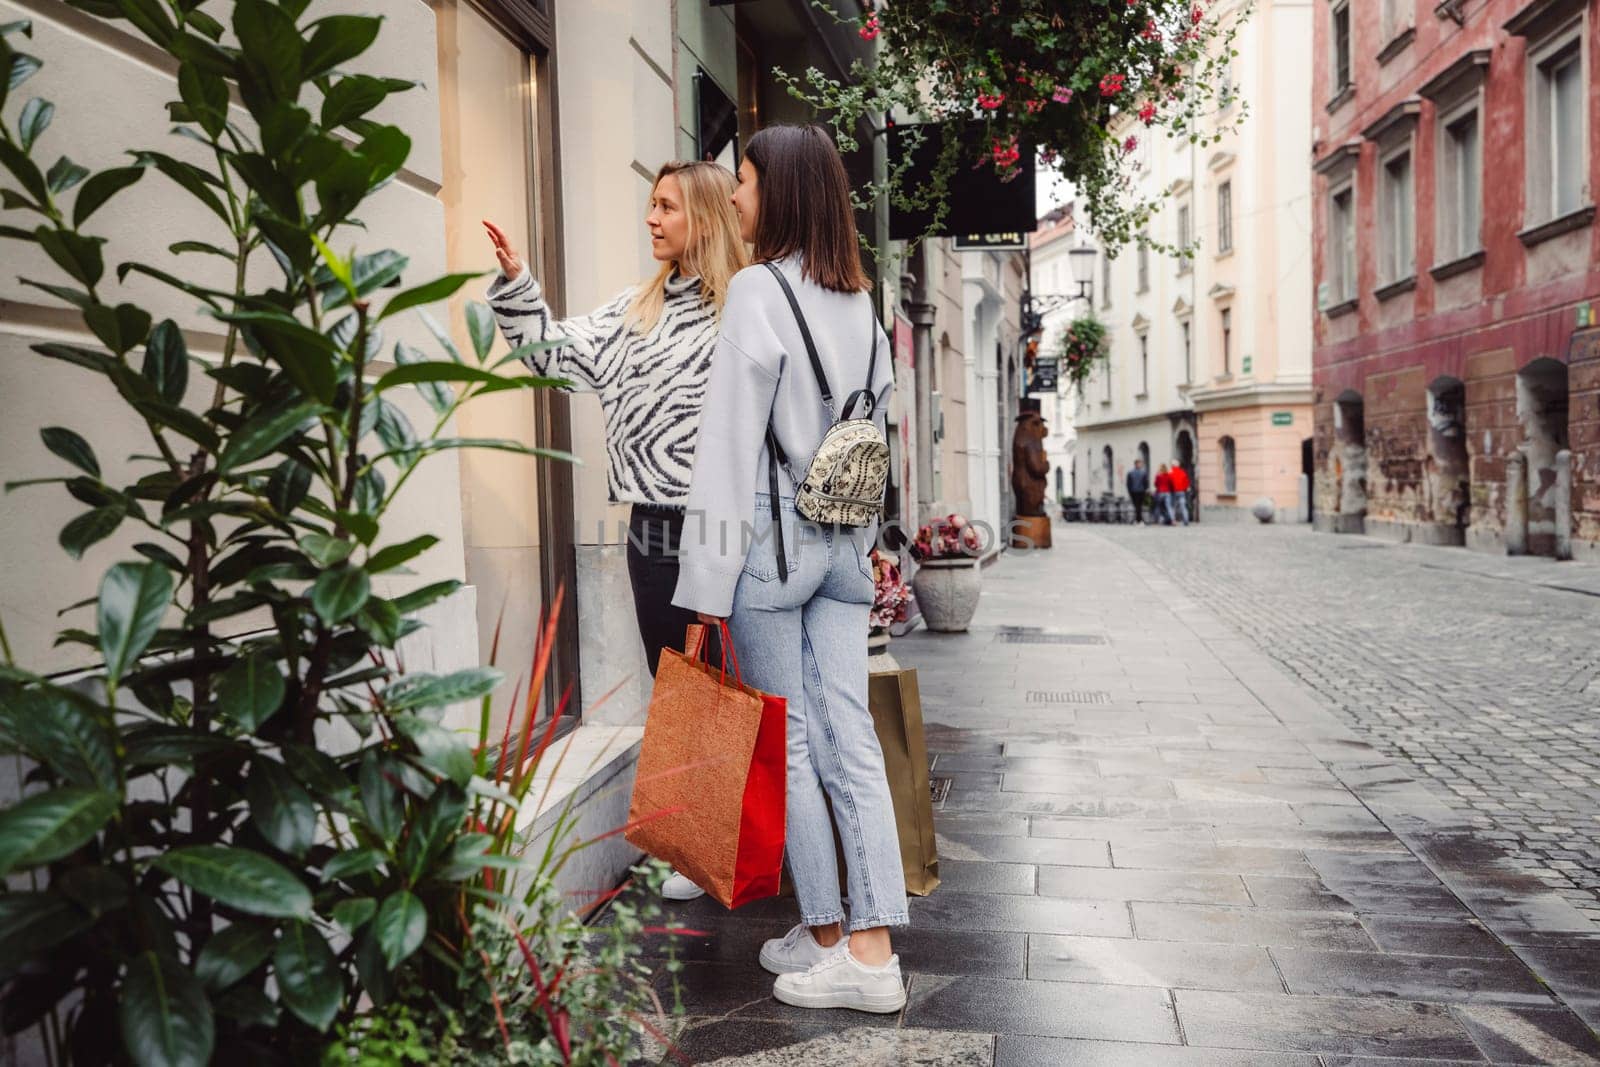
[
  {"left": 1220, "top": 307, "right": 1233, "bottom": 376},
  {"left": 1331, "top": 0, "right": 1353, "bottom": 97},
  {"left": 1378, "top": 139, "right": 1416, "bottom": 287},
  {"left": 1180, "top": 318, "right": 1193, "bottom": 384},
  {"left": 1138, "top": 331, "right": 1150, "bottom": 397},
  {"left": 1526, "top": 20, "right": 1589, "bottom": 226},
  {"left": 1220, "top": 436, "right": 1238, "bottom": 496},
  {"left": 1328, "top": 179, "right": 1357, "bottom": 304},
  {"left": 1436, "top": 93, "right": 1484, "bottom": 264},
  {"left": 1137, "top": 233, "right": 1150, "bottom": 293},
  {"left": 1217, "top": 180, "right": 1233, "bottom": 254},
  {"left": 1102, "top": 252, "right": 1113, "bottom": 309}
]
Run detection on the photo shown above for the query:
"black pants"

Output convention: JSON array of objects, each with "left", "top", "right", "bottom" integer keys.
[
  {"left": 626, "top": 504, "right": 720, "bottom": 678},
  {"left": 1132, "top": 493, "right": 1146, "bottom": 523}
]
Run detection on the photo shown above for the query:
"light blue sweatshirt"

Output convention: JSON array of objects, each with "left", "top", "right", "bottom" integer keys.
[{"left": 670, "top": 257, "right": 894, "bottom": 618}]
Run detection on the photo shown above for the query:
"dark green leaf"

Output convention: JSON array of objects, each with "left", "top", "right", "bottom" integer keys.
[
  {"left": 382, "top": 667, "right": 502, "bottom": 712},
  {"left": 322, "top": 248, "right": 407, "bottom": 311},
  {"left": 330, "top": 896, "right": 375, "bottom": 933},
  {"left": 123, "top": 725, "right": 236, "bottom": 768},
  {"left": 388, "top": 437, "right": 579, "bottom": 467},
  {"left": 390, "top": 579, "right": 462, "bottom": 615},
  {"left": 377, "top": 272, "right": 486, "bottom": 322},
  {"left": 133, "top": 541, "right": 185, "bottom": 571},
  {"left": 299, "top": 531, "right": 353, "bottom": 568},
  {"left": 399, "top": 780, "right": 466, "bottom": 877},
  {"left": 214, "top": 310, "right": 337, "bottom": 403},
  {"left": 303, "top": 15, "right": 381, "bottom": 79},
  {"left": 32, "top": 341, "right": 116, "bottom": 374},
  {"left": 281, "top": 744, "right": 350, "bottom": 804},
  {"left": 73, "top": 165, "right": 145, "bottom": 227},
  {"left": 177, "top": 63, "right": 228, "bottom": 138},
  {"left": 168, "top": 240, "right": 233, "bottom": 259},
  {"left": 229, "top": 151, "right": 299, "bottom": 220},
  {"left": 394, "top": 715, "right": 473, "bottom": 786},
  {"left": 6, "top": 53, "right": 42, "bottom": 98},
  {"left": 132, "top": 150, "right": 228, "bottom": 225},
  {"left": 216, "top": 653, "right": 285, "bottom": 732},
  {"left": 366, "top": 534, "right": 437, "bottom": 575},
  {"left": 0, "top": 893, "right": 91, "bottom": 962},
  {"left": 216, "top": 401, "right": 321, "bottom": 473},
  {"left": 391, "top": 340, "right": 451, "bottom": 413},
  {"left": 0, "top": 138, "right": 46, "bottom": 203},
  {"left": 319, "top": 74, "right": 391, "bottom": 131},
  {"left": 142, "top": 320, "right": 189, "bottom": 405},
  {"left": 4, "top": 687, "right": 118, "bottom": 790},
  {"left": 85, "top": 302, "right": 153, "bottom": 356},
  {"left": 266, "top": 458, "right": 311, "bottom": 515},
  {"left": 46, "top": 155, "right": 88, "bottom": 193},
  {"left": 373, "top": 890, "right": 425, "bottom": 969},
  {"left": 195, "top": 923, "right": 276, "bottom": 991},
  {"left": 154, "top": 846, "right": 311, "bottom": 919},
  {"left": 358, "top": 751, "right": 401, "bottom": 844},
  {"left": 40, "top": 426, "right": 99, "bottom": 477},
  {"left": 211, "top": 985, "right": 278, "bottom": 1028},
  {"left": 35, "top": 226, "right": 105, "bottom": 287},
  {"left": 465, "top": 301, "right": 495, "bottom": 361},
  {"left": 120, "top": 951, "right": 213, "bottom": 1067},
  {"left": 114, "top": 0, "right": 177, "bottom": 46},
  {"left": 60, "top": 504, "right": 125, "bottom": 560},
  {"left": 374, "top": 360, "right": 505, "bottom": 394},
  {"left": 17, "top": 278, "right": 90, "bottom": 308},
  {"left": 167, "top": 27, "right": 232, "bottom": 74},
  {"left": 273, "top": 921, "right": 339, "bottom": 1032},
  {"left": 0, "top": 787, "right": 117, "bottom": 876},
  {"left": 371, "top": 398, "right": 416, "bottom": 466},
  {"left": 98, "top": 562, "right": 173, "bottom": 684},
  {"left": 311, "top": 565, "right": 369, "bottom": 626},
  {"left": 440, "top": 832, "right": 494, "bottom": 879},
  {"left": 321, "top": 846, "right": 384, "bottom": 884},
  {"left": 232, "top": 0, "right": 302, "bottom": 98},
  {"left": 18, "top": 96, "right": 51, "bottom": 151},
  {"left": 245, "top": 758, "right": 314, "bottom": 856}
]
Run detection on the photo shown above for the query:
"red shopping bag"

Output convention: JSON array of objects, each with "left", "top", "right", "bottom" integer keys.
[{"left": 626, "top": 622, "right": 786, "bottom": 908}]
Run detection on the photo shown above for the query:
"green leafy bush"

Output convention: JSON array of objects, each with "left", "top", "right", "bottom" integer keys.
[{"left": 0, "top": 5, "right": 674, "bottom": 1064}]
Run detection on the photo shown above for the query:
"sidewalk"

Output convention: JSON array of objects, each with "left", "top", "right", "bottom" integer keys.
[{"left": 647, "top": 522, "right": 1600, "bottom": 1065}]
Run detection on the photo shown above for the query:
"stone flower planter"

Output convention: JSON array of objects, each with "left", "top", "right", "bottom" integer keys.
[{"left": 911, "top": 557, "right": 981, "bottom": 632}]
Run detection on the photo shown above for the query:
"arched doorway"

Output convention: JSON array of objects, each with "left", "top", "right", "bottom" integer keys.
[
  {"left": 1103, "top": 444, "right": 1115, "bottom": 494},
  {"left": 1333, "top": 389, "right": 1368, "bottom": 532},
  {"left": 1302, "top": 437, "right": 1315, "bottom": 522},
  {"left": 1425, "top": 376, "right": 1469, "bottom": 542},
  {"left": 1515, "top": 358, "right": 1569, "bottom": 557}
]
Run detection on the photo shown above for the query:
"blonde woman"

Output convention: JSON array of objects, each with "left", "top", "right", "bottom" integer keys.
[{"left": 483, "top": 160, "right": 746, "bottom": 901}]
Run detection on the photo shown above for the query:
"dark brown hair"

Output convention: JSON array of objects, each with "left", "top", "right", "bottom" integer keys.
[{"left": 745, "top": 124, "right": 871, "bottom": 293}]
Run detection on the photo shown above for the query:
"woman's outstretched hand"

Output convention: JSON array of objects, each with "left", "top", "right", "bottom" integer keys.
[{"left": 482, "top": 219, "right": 524, "bottom": 278}]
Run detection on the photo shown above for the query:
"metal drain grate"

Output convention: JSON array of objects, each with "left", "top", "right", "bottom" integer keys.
[
  {"left": 1027, "top": 690, "right": 1112, "bottom": 705},
  {"left": 929, "top": 777, "right": 952, "bottom": 804},
  {"left": 997, "top": 632, "right": 1107, "bottom": 645}
]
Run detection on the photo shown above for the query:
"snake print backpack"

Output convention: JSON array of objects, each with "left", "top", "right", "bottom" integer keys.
[{"left": 762, "top": 262, "right": 890, "bottom": 582}]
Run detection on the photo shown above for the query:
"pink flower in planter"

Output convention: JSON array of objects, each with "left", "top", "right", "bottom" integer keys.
[
  {"left": 1142, "top": 18, "right": 1162, "bottom": 41},
  {"left": 1139, "top": 101, "right": 1157, "bottom": 123},
  {"left": 977, "top": 92, "right": 1006, "bottom": 110},
  {"left": 1123, "top": 135, "right": 1139, "bottom": 154},
  {"left": 1052, "top": 86, "right": 1074, "bottom": 105}
]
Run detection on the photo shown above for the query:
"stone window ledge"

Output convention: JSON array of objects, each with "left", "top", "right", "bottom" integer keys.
[
  {"left": 1326, "top": 84, "right": 1357, "bottom": 114},
  {"left": 513, "top": 723, "right": 645, "bottom": 836},
  {"left": 1430, "top": 249, "right": 1486, "bottom": 281},
  {"left": 1323, "top": 297, "right": 1359, "bottom": 319},
  {"left": 1377, "top": 26, "right": 1417, "bottom": 66},
  {"left": 1374, "top": 275, "right": 1418, "bottom": 301},
  {"left": 1216, "top": 492, "right": 1238, "bottom": 500},
  {"left": 1518, "top": 205, "right": 1596, "bottom": 247},
  {"left": 1135, "top": 391, "right": 1150, "bottom": 401}
]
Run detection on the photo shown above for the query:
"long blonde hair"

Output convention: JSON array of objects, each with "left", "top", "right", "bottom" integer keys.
[{"left": 625, "top": 160, "right": 747, "bottom": 333}]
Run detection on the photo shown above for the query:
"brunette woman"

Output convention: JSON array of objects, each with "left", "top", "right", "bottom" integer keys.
[
  {"left": 672, "top": 126, "right": 906, "bottom": 1013},
  {"left": 484, "top": 160, "right": 747, "bottom": 902}
]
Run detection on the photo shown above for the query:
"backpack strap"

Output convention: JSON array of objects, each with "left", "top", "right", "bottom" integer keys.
[
  {"left": 840, "top": 299, "right": 881, "bottom": 421},
  {"left": 763, "top": 262, "right": 835, "bottom": 419}
]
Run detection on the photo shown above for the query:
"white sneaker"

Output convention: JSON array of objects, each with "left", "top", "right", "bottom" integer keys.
[
  {"left": 661, "top": 870, "right": 705, "bottom": 901},
  {"left": 771, "top": 944, "right": 907, "bottom": 1013},
  {"left": 758, "top": 922, "right": 831, "bottom": 975}
]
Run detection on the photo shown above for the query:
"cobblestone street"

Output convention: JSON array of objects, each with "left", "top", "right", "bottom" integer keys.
[
  {"left": 1108, "top": 523, "right": 1600, "bottom": 919},
  {"left": 648, "top": 523, "right": 1600, "bottom": 1064}
]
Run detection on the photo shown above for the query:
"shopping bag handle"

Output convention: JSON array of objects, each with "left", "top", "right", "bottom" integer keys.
[{"left": 683, "top": 621, "right": 743, "bottom": 689}]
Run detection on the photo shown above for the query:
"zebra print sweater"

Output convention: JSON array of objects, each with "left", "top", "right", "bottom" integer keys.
[{"left": 486, "top": 268, "right": 720, "bottom": 507}]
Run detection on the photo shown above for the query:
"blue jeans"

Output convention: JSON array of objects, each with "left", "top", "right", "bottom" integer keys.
[
  {"left": 1153, "top": 492, "right": 1171, "bottom": 524},
  {"left": 1172, "top": 491, "right": 1191, "bottom": 525},
  {"left": 728, "top": 493, "right": 909, "bottom": 931}
]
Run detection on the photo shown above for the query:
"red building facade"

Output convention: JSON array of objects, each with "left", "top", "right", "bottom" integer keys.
[{"left": 1311, "top": 0, "right": 1600, "bottom": 558}]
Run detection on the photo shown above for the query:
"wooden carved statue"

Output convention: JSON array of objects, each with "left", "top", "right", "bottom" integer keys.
[{"left": 1011, "top": 412, "right": 1050, "bottom": 517}]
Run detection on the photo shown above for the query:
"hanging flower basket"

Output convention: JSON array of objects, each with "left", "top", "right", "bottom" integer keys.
[{"left": 1059, "top": 315, "right": 1110, "bottom": 393}]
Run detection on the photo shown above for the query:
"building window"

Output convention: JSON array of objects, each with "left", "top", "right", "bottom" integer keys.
[
  {"left": 1217, "top": 181, "right": 1233, "bottom": 254},
  {"left": 1221, "top": 308, "right": 1233, "bottom": 375},
  {"left": 1331, "top": 0, "right": 1352, "bottom": 96},
  {"left": 1102, "top": 350, "right": 1113, "bottom": 403},
  {"left": 1528, "top": 28, "right": 1586, "bottom": 225},
  {"left": 1380, "top": 0, "right": 1408, "bottom": 43},
  {"left": 1181, "top": 320, "right": 1192, "bottom": 383},
  {"left": 1137, "top": 233, "right": 1149, "bottom": 293},
  {"left": 1139, "top": 333, "right": 1150, "bottom": 395},
  {"left": 1102, "top": 252, "right": 1113, "bottom": 308},
  {"left": 1328, "top": 182, "right": 1356, "bottom": 302},
  {"left": 1437, "top": 100, "right": 1482, "bottom": 262},
  {"left": 1220, "top": 436, "right": 1237, "bottom": 495},
  {"left": 1379, "top": 146, "right": 1415, "bottom": 284},
  {"left": 1104, "top": 445, "right": 1115, "bottom": 493}
]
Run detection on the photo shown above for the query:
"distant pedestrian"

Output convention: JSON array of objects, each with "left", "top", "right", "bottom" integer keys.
[
  {"left": 1169, "top": 463, "right": 1192, "bottom": 526},
  {"left": 1153, "top": 464, "right": 1173, "bottom": 525},
  {"left": 1126, "top": 459, "right": 1150, "bottom": 525}
]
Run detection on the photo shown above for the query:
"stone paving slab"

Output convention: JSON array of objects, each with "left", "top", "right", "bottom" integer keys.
[{"left": 648, "top": 523, "right": 1598, "bottom": 1064}]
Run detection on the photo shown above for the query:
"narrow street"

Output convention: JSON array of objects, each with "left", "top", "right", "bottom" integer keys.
[{"left": 651, "top": 522, "right": 1600, "bottom": 1065}]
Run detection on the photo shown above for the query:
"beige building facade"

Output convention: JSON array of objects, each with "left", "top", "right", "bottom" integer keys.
[{"left": 1186, "top": 0, "right": 1316, "bottom": 523}]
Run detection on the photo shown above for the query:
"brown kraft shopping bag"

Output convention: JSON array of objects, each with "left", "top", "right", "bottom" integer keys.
[
  {"left": 625, "top": 622, "right": 786, "bottom": 909},
  {"left": 868, "top": 668, "right": 940, "bottom": 896}
]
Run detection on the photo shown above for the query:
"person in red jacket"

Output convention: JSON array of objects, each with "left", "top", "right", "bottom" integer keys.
[
  {"left": 1153, "top": 465, "right": 1173, "bottom": 525},
  {"left": 1168, "top": 463, "right": 1192, "bottom": 526}
]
